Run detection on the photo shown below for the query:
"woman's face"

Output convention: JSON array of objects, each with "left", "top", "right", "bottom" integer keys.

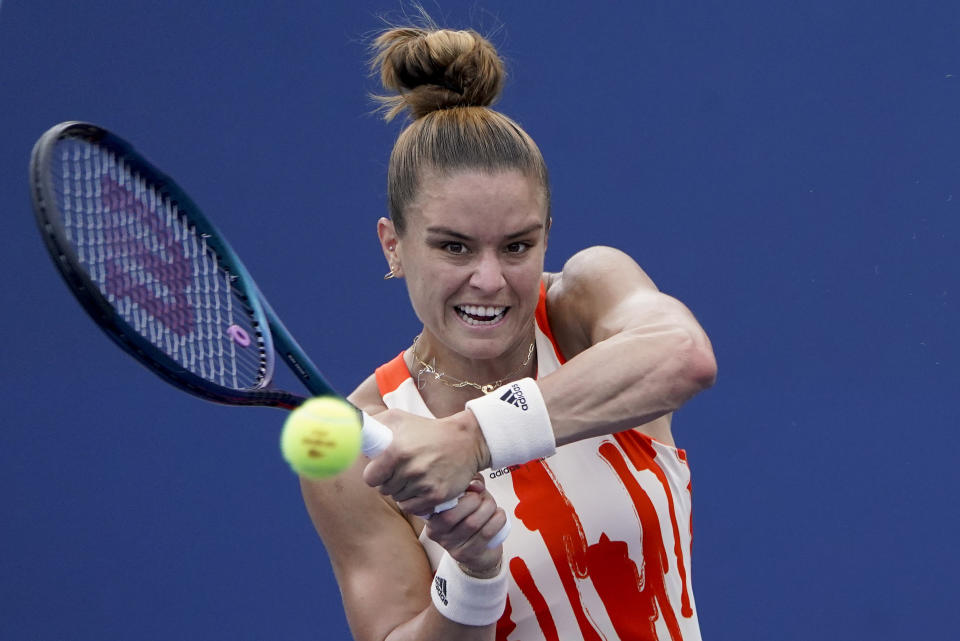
[{"left": 380, "top": 169, "right": 549, "bottom": 365}]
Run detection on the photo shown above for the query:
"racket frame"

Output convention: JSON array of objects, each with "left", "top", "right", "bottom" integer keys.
[{"left": 30, "top": 121, "right": 334, "bottom": 409}]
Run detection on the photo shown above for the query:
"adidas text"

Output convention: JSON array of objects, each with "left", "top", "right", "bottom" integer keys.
[{"left": 489, "top": 465, "right": 522, "bottom": 479}]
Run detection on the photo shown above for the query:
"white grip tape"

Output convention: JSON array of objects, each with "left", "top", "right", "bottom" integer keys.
[
  {"left": 431, "top": 551, "right": 508, "bottom": 626},
  {"left": 360, "top": 413, "right": 511, "bottom": 549},
  {"left": 360, "top": 412, "right": 394, "bottom": 458},
  {"left": 464, "top": 378, "right": 556, "bottom": 470}
]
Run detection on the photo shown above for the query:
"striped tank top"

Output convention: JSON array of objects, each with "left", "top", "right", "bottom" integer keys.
[{"left": 373, "top": 283, "right": 702, "bottom": 641}]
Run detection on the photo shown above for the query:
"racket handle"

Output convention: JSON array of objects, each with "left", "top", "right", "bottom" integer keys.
[
  {"left": 359, "top": 412, "right": 511, "bottom": 549},
  {"left": 360, "top": 411, "right": 394, "bottom": 458}
]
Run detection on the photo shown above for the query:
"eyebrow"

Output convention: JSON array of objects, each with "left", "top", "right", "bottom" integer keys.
[{"left": 425, "top": 222, "right": 544, "bottom": 241}]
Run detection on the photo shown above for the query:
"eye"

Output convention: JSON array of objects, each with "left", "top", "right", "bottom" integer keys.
[
  {"left": 444, "top": 242, "right": 468, "bottom": 255},
  {"left": 505, "top": 242, "right": 531, "bottom": 254}
]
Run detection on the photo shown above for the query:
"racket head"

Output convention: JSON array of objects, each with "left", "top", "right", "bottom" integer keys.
[{"left": 31, "top": 121, "right": 305, "bottom": 409}]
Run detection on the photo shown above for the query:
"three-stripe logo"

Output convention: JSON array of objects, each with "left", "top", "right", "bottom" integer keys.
[
  {"left": 434, "top": 576, "right": 448, "bottom": 606},
  {"left": 499, "top": 383, "right": 529, "bottom": 410}
]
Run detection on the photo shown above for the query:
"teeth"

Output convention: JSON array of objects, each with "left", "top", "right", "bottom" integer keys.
[
  {"left": 459, "top": 305, "right": 506, "bottom": 317},
  {"left": 456, "top": 305, "right": 507, "bottom": 325}
]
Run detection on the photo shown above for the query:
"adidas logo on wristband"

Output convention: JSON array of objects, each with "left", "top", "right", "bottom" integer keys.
[
  {"left": 466, "top": 378, "right": 555, "bottom": 470},
  {"left": 430, "top": 553, "right": 509, "bottom": 626},
  {"left": 434, "top": 575, "right": 448, "bottom": 606},
  {"left": 499, "top": 382, "right": 528, "bottom": 410}
]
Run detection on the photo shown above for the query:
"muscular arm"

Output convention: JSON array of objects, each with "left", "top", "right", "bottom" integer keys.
[
  {"left": 300, "top": 380, "right": 502, "bottom": 641},
  {"left": 537, "top": 245, "right": 717, "bottom": 446}
]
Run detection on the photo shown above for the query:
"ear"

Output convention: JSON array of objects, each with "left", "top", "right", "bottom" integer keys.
[{"left": 377, "top": 217, "right": 404, "bottom": 278}]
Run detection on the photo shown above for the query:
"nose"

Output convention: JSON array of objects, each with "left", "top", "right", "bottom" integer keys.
[{"left": 469, "top": 250, "right": 506, "bottom": 293}]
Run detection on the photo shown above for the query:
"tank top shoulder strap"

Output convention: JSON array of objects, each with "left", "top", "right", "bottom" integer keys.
[
  {"left": 534, "top": 279, "right": 567, "bottom": 365},
  {"left": 375, "top": 351, "right": 410, "bottom": 397}
]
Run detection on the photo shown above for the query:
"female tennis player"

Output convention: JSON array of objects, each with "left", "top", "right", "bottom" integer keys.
[{"left": 299, "top": 21, "right": 716, "bottom": 641}]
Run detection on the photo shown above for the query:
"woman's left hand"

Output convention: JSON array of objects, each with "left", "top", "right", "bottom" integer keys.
[
  {"left": 422, "top": 474, "right": 507, "bottom": 576},
  {"left": 361, "top": 408, "right": 490, "bottom": 517}
]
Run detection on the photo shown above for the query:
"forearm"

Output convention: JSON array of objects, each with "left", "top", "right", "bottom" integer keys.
[
  {"left": 336, "top": 533, "right": 504, "bottom": 641},
  {"left": 461, "top": 318, "right": 715, "bottom": 470},
  {"left": 383, "top": 607, "right": 496, "bottom": 641},
  {"left": 379, "top": 557, "right": 504, "bottom": 641},
  {"left": 540, "top": 323, "right": 716, "bottom": 446}
]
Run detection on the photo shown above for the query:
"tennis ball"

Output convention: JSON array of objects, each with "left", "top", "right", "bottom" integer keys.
[{"left": 281, "top": 396, "right": 362, "bottom": 478}]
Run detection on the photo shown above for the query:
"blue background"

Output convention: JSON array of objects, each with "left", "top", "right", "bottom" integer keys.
[{"left": 1, "top": 1, "right": 957, "bottom": 639}]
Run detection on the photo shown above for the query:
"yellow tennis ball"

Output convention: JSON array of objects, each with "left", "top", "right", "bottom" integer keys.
[{"left": 281, "top": 396, "right": 362, "bottom": 478}]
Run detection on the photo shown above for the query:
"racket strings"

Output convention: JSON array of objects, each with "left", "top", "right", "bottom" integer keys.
[{"left": 52, "top": 137, "right": 268, "bottom": 391}]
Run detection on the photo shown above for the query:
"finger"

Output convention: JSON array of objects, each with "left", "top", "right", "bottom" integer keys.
[
  {"left": 422, "top": 492, "right": 485, "bottom": 539},
  {"left": 459, "top": 506, "right": 508, "bottom": 552},
  {"left": 375, "top": 461, "right": 426, "bottom": 500},
  {"left": 489, "top": 509, "right": 512, "bottom": 548},
  {"left": 453, "top": 495, "right": 499, "bottom": 539},
  {"left": 361, "top": 449, "right": 397, "bottom": 488},
  {"left": 429, "top": 494, "right": 498, "bottom": 549},
  {"left": 398, "top": 488, "right": 456, "bottom": 517},
  {"left": 380, "top": 475, "right": 414, "bottom": 501},
  {"left": 387, "top": 473, "right": 436, "bottom": 503},
  {"left": 403, "top": 490, "right": 474, "bottom": 525},
  {"left": 395, "top": 471, "right": 481, "bottom": 516},
  {"left": 441, "top": 504, "right": 507, "bottom": 574},
  {"left": 402, "top": 492, "right": 461, "bottom": 520}
]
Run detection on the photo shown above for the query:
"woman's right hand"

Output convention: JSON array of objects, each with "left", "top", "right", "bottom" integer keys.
[{"left": 420, "top": 474, "right": 507, "bottom": 578}]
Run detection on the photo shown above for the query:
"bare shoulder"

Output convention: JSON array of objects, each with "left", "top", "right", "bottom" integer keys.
[
  {"left": 550, "top": 246, "right": 657, "bottom": 294},
  {"left": 544, "top": 246, "right": 659, "bottom": 356},
  {"left": 348, "top": 372, "right": 389, "bottom": 416}
]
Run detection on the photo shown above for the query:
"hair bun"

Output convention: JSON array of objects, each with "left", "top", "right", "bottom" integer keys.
[{"left": 372, "top": 27, "right": 505, "bottom": 121}]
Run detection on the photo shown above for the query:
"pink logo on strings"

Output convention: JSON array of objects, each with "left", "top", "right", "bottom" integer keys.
[
  {"left": 226, "top": 324, "right": 251, "bottom": 347},
  {"left": 100, "top": 175, "right": 196, "bottom": 336}
]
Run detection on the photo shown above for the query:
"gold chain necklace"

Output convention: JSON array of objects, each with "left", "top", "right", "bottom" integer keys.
[{"left": 412, "top": 334, "right": 536, "bottom": 394}]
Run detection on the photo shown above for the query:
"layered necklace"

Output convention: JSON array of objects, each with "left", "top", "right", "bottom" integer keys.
[{"left": 411, "top": 334, "right": 536, "bottom": 394}]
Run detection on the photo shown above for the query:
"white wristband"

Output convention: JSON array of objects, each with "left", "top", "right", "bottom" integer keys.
[
  {"left": 431, "top": 552, "right": 508, "bottom": 626},
  {"left": 465, "top": 377, "right": 556, "bottom": 469}
]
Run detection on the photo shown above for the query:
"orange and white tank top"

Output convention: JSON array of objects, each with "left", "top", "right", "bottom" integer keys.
[{"left": 374, "top": 283, "right": 702, "bottom": 641}]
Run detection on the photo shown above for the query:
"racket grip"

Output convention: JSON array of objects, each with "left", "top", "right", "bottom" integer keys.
[
  {"left": 359, "top": 412, "right": 511, "bottom": 549},
  {"left": 360, "top": 412, "right": 394, "bottom": 457}
]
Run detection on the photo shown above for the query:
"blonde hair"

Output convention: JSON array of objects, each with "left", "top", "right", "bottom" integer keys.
[{"left": 371, "top": 24, "right": 550, "bottom": 234}]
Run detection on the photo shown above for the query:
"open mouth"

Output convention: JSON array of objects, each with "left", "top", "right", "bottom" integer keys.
[{"left": 455, "top": 304, "right": 508, "bottom": 326}]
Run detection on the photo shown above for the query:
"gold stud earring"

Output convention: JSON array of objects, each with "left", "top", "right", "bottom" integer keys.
[{"left": 384, "top": 244, "right": 399, "bottom": 279}]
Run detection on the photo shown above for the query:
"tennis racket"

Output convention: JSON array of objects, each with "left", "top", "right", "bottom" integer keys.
[{"left": 30, "top": 121, "right": 509, "bottom": 547}]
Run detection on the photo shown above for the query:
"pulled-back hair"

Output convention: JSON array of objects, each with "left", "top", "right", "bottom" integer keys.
[{"left": 371, "top": 23, "right": 550, "bottom": 234}]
